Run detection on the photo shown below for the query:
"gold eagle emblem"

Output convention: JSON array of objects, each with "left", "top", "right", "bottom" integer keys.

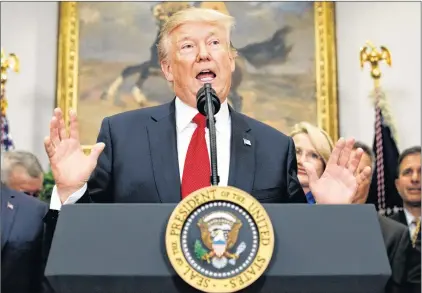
[{"left": 195, "top": 212, "right": 243, "bottom": 265}]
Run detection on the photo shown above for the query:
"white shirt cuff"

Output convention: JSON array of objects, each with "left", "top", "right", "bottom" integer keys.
[{"left": 49, "top": 184, "right": 88, "bottom": 211}]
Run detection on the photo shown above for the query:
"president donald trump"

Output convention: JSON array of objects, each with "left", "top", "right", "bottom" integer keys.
[{"left": 44, "top": 8, "right": 371, "bottom": 212}]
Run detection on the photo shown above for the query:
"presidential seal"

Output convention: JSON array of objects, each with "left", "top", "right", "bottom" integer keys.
[{"left": 165, "top": 186, "right": 274, "bottom": 293}]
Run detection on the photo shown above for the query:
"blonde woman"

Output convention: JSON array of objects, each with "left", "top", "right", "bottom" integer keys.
[
  {"left": 290, "top": 122, "right": 334, "bottom": 202},
  {"left": 291, "top": 122, "right": 420, "bottom": 293}
]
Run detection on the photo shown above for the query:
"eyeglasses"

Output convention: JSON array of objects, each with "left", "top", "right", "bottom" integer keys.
[{"left": 295, "top": 148, "right": 322, "bottom": 162}]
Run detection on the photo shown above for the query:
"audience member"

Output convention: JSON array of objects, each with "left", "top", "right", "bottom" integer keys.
[
  {"left": 1, "top": 183, "right": 51, "bottom": 293},
  {"left": 353, "top": 142, "right": 420, "bottom": 293},
  {"left": 389, "top": 146, "right": 421, "bottom": 293},
  {"left": 390, "top": 146, "right": 421, "bottom": 249},
  {"left": 290, "top": 123, "right": 419, "bottom": 293},
  {"left": 289, "top": 121, "right": 333, "bottom": 202},
  {"left": 1, "top": 150, "right": 44, "bottom": 197}
]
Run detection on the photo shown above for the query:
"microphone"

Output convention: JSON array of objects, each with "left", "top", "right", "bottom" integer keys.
[
  {"left": 196, "top": 83, "right": 221, "bottom": 116},
  {"left": 196, "top": 83, "right": 220, "bottom": 186}
]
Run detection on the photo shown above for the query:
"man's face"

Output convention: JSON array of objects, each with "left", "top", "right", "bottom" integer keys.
[
  {"left": 395, "top": 153, "right": 421, "bottom": 206},
  {"left": 161, "top": 22, "right": 235, "bottom": 107},
  {"left": 7, "top": 166, "right": 43, "bottom": 197},
  {"left": 353, "top": 151, "right": 373, "bottom": 204}
]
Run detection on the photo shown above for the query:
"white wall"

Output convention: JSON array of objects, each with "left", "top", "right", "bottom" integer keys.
[
  {"left": 336, "top": 2, "right": 421, "bottom": 151},
  {"left": 1, "top": 2, "right": 59, "bottom": 169},
  {"left": 0, "top": 2, "right": 420, "bottom": 171}
]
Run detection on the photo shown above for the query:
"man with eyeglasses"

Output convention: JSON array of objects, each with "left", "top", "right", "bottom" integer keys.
[{"left": 1, "top": 150, "right": 44, "bottom": 197}]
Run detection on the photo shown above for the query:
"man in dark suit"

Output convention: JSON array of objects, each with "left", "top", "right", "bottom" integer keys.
[
  {"left": 352, "top": 142, "right": 420, "bottom": 293},
  {"left": 43, "top": 8, "right": 370, "bottom": 212},
  {"left": 1, "top": 184, "right": 50, "bottom": 293},
  {"left": 378, "top": 216, "right": 419, "bottom": 293},
  {"left": 389, "top": 146, "right": 421, "bottom": 293},
  {"left": 389, "top": 146, "right": 421, "bottom": 249}
]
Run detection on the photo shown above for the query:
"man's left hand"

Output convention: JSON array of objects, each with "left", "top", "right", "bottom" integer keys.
[{"left": 303, "top": 137, "right": 372, "bottom": 204}]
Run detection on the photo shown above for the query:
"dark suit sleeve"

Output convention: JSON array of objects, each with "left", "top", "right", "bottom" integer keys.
[
  {"left": 40, "top": 204, "right": 57, "bottom": 293},
  {"left": 78, "top": 117, "right": 114, "bottom": 203},
  {"left": 24, "top": 201, "right": 53, "bottom": 293},
  {"left": 286, "top": 137, "right": 307, "bottom": 203}
]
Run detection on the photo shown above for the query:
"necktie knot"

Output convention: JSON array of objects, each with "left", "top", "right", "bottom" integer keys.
[{"left": 193, "top": 113, "right": 207, "bottom": 129}]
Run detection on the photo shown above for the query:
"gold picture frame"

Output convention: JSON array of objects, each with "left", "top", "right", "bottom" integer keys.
[{"left": 56, "top": 2, "right": 338, "bottom": 152}]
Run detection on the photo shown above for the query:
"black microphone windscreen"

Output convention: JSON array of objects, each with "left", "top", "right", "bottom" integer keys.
[{"left": 196, "top": 83, "right": 221, "bottom": 116}]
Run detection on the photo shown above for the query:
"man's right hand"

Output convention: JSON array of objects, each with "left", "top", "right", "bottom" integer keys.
[{"left": 44, "top": 108, "right": 105, "bottom": 203}]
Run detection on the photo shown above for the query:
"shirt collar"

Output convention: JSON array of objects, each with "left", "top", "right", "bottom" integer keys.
[
  {"left": 175, "top": 96, "right": 230, "bottom": 133},
  {"left": 403, "top": 208, "right": 421, "bottom": 226}
]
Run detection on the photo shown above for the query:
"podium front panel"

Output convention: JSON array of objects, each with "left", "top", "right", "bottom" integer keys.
[{"left": 45, "top": 204, "right": 390, "bottom": 293}]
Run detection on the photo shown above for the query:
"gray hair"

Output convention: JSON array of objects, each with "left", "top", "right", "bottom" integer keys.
[{"left": 1, "top": 150, "right": 44, "bottom": 184}]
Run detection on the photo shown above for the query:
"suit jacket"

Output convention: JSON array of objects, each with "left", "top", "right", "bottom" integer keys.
[
  {"left": 389, "top": 211, "right": 421, "bottom": 250},
  {"left": 41, "top": 100, "right": 307, "bottom": 292},
  {"left": 1, "top": 185, "right": 49, "bottom": 293},
  {"left": 76, "top": 100, "right": 307, "bottom": 204},
  {"left": 389, "top": 211, "right": 421, "bottom": 293},
  {"left": 307, "top": 190, "right": 418, "bottom": 293},
  {"left": 378, "top": 215, "right": 421, "bottom": 293}
]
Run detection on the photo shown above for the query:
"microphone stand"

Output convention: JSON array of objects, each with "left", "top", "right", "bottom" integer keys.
[{"left": 204, "top": 83, "right": 220, "bottom": 186}]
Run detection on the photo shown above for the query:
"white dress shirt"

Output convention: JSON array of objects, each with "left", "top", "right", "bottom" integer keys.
[
  {"left": 403, "top": 208, "right": 421, "bottom": 236},
  {"left": 50, "top": 97, "right": 231, "bottom": 210}
]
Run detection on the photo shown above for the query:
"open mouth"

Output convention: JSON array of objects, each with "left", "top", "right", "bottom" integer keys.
[{"left": 196, "top": 69, "right": 216, "bottom": 82}]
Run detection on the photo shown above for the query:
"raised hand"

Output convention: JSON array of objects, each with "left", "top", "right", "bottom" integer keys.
[
  {"left": 44, "top": 108, "right": 105, "bottom": 203},
  {"left": 303, "top": 137, "right": 372, "bottom": 204}
]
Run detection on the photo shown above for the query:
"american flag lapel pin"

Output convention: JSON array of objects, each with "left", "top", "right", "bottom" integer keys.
[
  {"left": 7, "top": 201, "right": 14, "bottom": 210},
  {"left": 243, "top": 138, "right": 251, "bottom": 146}
]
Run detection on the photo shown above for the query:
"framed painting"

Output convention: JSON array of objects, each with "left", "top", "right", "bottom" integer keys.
[{"left": 56, "top": 1, "right": 338, "bottom": 151}]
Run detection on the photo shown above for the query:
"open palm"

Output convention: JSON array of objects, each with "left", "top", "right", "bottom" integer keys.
[
  {"left": 44, "top": 108, "right": 105, "bottom": 202},
  {"left": 303, "top": 138, "right": 372, "bottom": 204}
]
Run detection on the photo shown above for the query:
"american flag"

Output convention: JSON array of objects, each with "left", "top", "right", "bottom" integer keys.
[
  {"left": 1, "top": 91, "right": 15, "bottom": 151},
  {"left": 1, "top": 114, "right": 14, "bottom": 151},
  {"left": 366, "top": 88, "right": 402, "bottom": 216}
]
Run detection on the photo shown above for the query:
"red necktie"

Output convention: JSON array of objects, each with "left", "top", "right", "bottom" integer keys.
[{"left": 181, "top": 113, "right": 211, "bottom": 198}]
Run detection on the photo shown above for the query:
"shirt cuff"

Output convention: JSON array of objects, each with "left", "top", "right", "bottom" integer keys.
[{"left": 49, "top": 184, "right": 88, "bottom": 211}]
